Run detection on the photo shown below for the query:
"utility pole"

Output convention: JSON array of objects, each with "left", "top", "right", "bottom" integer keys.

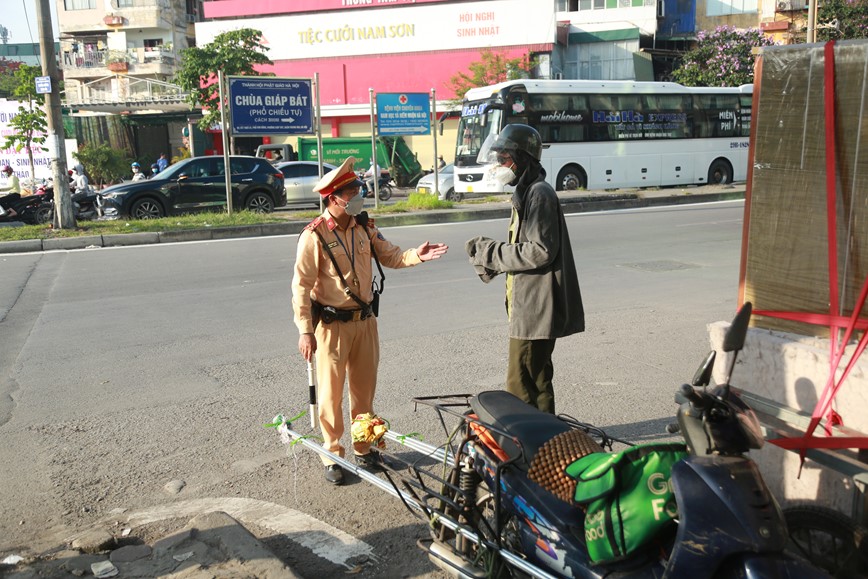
[{"left": 35, "top": 0, "right": 75, "bottom": 228}]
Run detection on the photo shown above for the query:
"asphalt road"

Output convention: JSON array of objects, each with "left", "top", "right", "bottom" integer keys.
[{"left": 0, "top": 200, "right": 745, "bottom": 576}]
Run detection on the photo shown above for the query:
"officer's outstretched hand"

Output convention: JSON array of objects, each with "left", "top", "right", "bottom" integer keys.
[
  {"left": 416, "top": 241, "right": 448, "bottom": 262},
  {"left": 298, "top": 333, "right": 317, "bottom": 362}
]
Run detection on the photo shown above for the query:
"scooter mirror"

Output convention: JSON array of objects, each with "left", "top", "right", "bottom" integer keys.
[
  {"left": 723, "top": 302, "right": 752, "bottom": 353},
  {"left": 691, "top": 351, "right": 716, "bottom": 387}
]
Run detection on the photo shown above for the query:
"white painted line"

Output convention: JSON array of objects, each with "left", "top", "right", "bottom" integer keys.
[{"left": 123, "top": 497, "right": 374, "bottom": 568}]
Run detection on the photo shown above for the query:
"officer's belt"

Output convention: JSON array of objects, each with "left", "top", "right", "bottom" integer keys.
[{"left": 319, "top": 303, "right": 374, "bottom": 323}]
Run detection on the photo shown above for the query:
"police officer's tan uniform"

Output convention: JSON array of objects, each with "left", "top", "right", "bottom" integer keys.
[{"left": 291, "top": 158, "right": 445, "bottom": 478}]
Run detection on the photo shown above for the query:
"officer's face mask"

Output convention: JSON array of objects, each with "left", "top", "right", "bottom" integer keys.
[{"left": 334, "top": 190, "right": 364, "bottom": 216}]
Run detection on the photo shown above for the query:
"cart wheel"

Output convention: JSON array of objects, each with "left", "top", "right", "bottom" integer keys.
[{"left": 784, "top": 505, "right": 868, "bottom": 578}]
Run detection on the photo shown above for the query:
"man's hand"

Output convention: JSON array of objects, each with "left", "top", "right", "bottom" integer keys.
[
  {"left": 465, "top": 235, "right": 494, "bottom": 258},
  {"left": 298, "top": 333, "right": 317, "bottom": 362},
  {"left": 416, "top": 241, "right": 448, "bottom": 262}
]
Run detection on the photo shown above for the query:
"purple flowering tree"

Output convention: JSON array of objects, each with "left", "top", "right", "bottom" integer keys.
[{"left": 672, "top": 26, "right": 775, "bottom": 87}]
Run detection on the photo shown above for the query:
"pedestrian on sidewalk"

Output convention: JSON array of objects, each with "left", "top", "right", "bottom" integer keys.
[
  {"left": 291, "top": 156, "right": 448, "bottom": 485},
  {"left": 465, "top": 124, "right": 585, "bottom": 414}
]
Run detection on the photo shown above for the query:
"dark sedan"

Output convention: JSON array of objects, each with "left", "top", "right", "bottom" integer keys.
[{"left": 97, "top": 155, "right": 286, "bottom": 219}]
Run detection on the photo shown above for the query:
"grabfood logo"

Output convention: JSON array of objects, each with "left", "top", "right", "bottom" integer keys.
[
  {"left": 647, "top": 472, "right": 678, "bottom": 520},
  {"left": 539, "top": 111, "right": 583, "bottom": 123},
  {"left": 585, "top": 509, "right": 606, "bottom": 541}
]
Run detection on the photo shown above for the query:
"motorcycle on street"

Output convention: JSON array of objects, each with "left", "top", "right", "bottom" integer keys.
[
  {"left": 358, "top": 170, "right": 394, "bottom": 201},
  {"left": 281, "top": 303, "right": 839, "bottom": 578},
  {"left": 34, "top": 178, "right": 100, "bottom": 222},
  {"left": 0, "top": 191, "right": 53, "bottom": 225}
]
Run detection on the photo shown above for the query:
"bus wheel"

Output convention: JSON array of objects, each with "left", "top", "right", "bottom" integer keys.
[
  {"left": 707, "top": 159, "right": 733, "bottom": 185},
  {"left": 557, "top": 165, "right": 586, "bottom": 191}
]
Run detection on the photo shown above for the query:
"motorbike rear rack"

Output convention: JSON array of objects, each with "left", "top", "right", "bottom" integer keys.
[{"left": 278, "top": 413, "right": 563, "bottom": 579}]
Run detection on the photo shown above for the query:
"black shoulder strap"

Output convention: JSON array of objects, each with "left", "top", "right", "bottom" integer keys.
[
  {"left": 311, "top": 229, "right": 370, "bottom": 310},
  {"left": 356, "top": 211, "right": 385, "bottom": 296}
]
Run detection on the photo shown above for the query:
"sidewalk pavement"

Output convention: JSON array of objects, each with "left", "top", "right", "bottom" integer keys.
[{"left": 0, "top": 185, "right": 745, "bottom": 255}]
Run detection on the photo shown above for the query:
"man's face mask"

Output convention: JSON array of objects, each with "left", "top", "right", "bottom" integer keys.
[{"left": 486, "top": 152, "right": 517, "bottom": 186}]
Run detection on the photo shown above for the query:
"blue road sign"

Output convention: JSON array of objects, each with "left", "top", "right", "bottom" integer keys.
[
  {"left": 377, "top": 93, "right": 430, "bottom": 136},
  {"left": 35, "top": 76, "right": 52, "bottom": 95},
  {"left": 228, "top": 76, "right": 313, "bottom": 136}
]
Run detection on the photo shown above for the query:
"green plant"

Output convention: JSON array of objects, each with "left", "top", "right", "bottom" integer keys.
[
  {"left": 816, "top": 0, "right": 868, "bottom": 40},
  {"left": 104, "top": 49, "right": 130, "bottom": 64},
  {"left": 175, "top": 28, "right": 273, "bottom": 132},
  {"left": 73, "top": 143, "right": 131, "bottom": 188},
  {"left": 672, "top": 26, "right": 774, "bottom": 87}
]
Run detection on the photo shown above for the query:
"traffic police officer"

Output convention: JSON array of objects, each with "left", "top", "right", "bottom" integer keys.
[{"left": 291, "top": 157, "right": 448, "bottom": 485}]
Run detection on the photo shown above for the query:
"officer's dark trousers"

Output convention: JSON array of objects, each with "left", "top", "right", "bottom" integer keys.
[{"left": 506, "top": 338, "right": 557, "bottom": 414}]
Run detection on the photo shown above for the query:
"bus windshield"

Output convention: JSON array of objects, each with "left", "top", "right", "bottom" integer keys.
[{"left": 454, "top": 101, "right": 502, "bottom": 167}]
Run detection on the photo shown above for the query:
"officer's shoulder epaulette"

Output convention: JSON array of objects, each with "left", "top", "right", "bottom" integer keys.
[
  {"left": 365, "top": 217, "right": 376, "bottom": 228},
  {"left": 305, "top": 216, "right": 324, "bottom": 231}
]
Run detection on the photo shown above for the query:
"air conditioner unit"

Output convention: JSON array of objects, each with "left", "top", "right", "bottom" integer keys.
[
  {"left": 185, "top": 14, "right": 196, "bottom": 23},
  {"left": 775, "top": 0, "right": 802, "bottom": 11}
]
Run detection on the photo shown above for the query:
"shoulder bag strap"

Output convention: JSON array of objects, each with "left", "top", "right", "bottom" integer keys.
[
  {"left": 311, "top": 229, "right": 370, "bottom": 309},
  {"left": 356, "top": 211, "right": 385, "bottom": 296}
]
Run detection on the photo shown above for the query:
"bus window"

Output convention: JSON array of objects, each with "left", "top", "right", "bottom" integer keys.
[
  {"left": 641, "top": 94, "right": 692, "bottom": 139},
  {"left": 455, "top": 104, "right": 502, "bottom": 162},
  {"left": 589, "top": 94, "right": 642, "bottom": 141},
  {"left": 738, "top": 95, "right": 752, "bottom": 137},
  {"left": 529, "top": 93, "right": 589, "bottom": 142},
  {"left": 695, "top": 95, "right": 740, "bottom": 138}
]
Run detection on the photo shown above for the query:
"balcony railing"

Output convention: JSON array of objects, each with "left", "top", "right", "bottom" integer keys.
[
  {"left": 64, "top": 74, "right": 188, "bottom": 110},
  {"left": 61, "top": 46, "right": 176, "bottom": 72}
]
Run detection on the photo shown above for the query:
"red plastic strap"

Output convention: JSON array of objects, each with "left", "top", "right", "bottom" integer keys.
[{"left": 753, "top": 309, "right": 868, "bottom": 330}]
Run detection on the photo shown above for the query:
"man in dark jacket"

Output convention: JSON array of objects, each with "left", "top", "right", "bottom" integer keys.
[{"left": 465, "top": 124, "right": 584, "bottom": 414}]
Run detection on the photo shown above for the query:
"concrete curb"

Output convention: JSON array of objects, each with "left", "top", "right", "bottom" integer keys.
[
  {"left": 42, "top": 235, "right": 104, "bottom": 251},
  {"left": 0, "top": 191, "right": 744, "bottom": 255},
  {"left": 102, "top": 232, "right": 161, "bottom": 247}
]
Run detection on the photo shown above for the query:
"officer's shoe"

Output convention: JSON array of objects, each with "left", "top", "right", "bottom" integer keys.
[
  {"left": 324, "top": 464, "right": 344, "bottom": 485},
  {"left": 355, "top": 451, "right": 387, "bottom": 472}
]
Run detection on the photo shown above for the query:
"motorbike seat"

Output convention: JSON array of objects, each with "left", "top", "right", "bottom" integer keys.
[{"left": 470, "top": 391, "right": 573, "bottom": 471}]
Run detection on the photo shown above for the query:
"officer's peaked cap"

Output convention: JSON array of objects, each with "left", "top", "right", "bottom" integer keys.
[{"left": 313, "top": 156, "right": 364, "bottom": 197}]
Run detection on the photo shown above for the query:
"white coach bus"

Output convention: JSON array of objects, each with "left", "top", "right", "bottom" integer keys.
[{"left": 453, "top": 79, "right": 752, "bottom": 195}]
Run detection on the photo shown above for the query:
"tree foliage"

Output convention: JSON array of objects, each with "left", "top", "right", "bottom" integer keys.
[
  {"left": 174, "top": 28, "right": 273, "bottom": 132},
  {"left": 672, "top": 26, "right": 774, "bottom": 87},
  {"left": 447, "top": 48, "right": 535, "bottom": 103},
  {"left": 817, "top": 0, "right": 868, "bottom": 40},
  {"left": 73, "top": 143, "right": 130, "bottom": 189},
  {"left": 0, "top": 58, "right": 23, "bottom": 99},
  {"left": 2, "top": 64, "right": 47, "bottom": 189}
]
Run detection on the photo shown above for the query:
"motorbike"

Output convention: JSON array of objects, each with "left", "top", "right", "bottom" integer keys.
[
  {"left": 0, "top": 192, "right": 53, "bottom": 225},
  {"left": 280, "top": 303, "right": 829, "bottom": 578},
  {"left": 358, "top": 170, "right": 394, "bottom": 201},
  {"left": 35, "top": 179, "right": 99, "bottom": 222}
]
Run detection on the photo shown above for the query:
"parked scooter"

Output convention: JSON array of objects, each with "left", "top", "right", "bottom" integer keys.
[
  {"left": 358, "top": 170, "right": 394, "bottom": 201},
  {"left": 279, "top": 303, "right": 830, "bottom": 579},
  {"left": 379, "top": 302, "right": 827, "bottom": 578}
]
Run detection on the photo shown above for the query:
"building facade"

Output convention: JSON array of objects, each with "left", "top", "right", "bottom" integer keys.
[
  {"left": 196, "top": 0, "right": 786, "bottom": 168},
  {"left": 55, "top": 0, "right": 200, "bottom": 162}
]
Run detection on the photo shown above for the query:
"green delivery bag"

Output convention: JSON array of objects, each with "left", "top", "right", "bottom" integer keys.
[{"left": 565, "top": 442, "right": 687, "bottom": 564}]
